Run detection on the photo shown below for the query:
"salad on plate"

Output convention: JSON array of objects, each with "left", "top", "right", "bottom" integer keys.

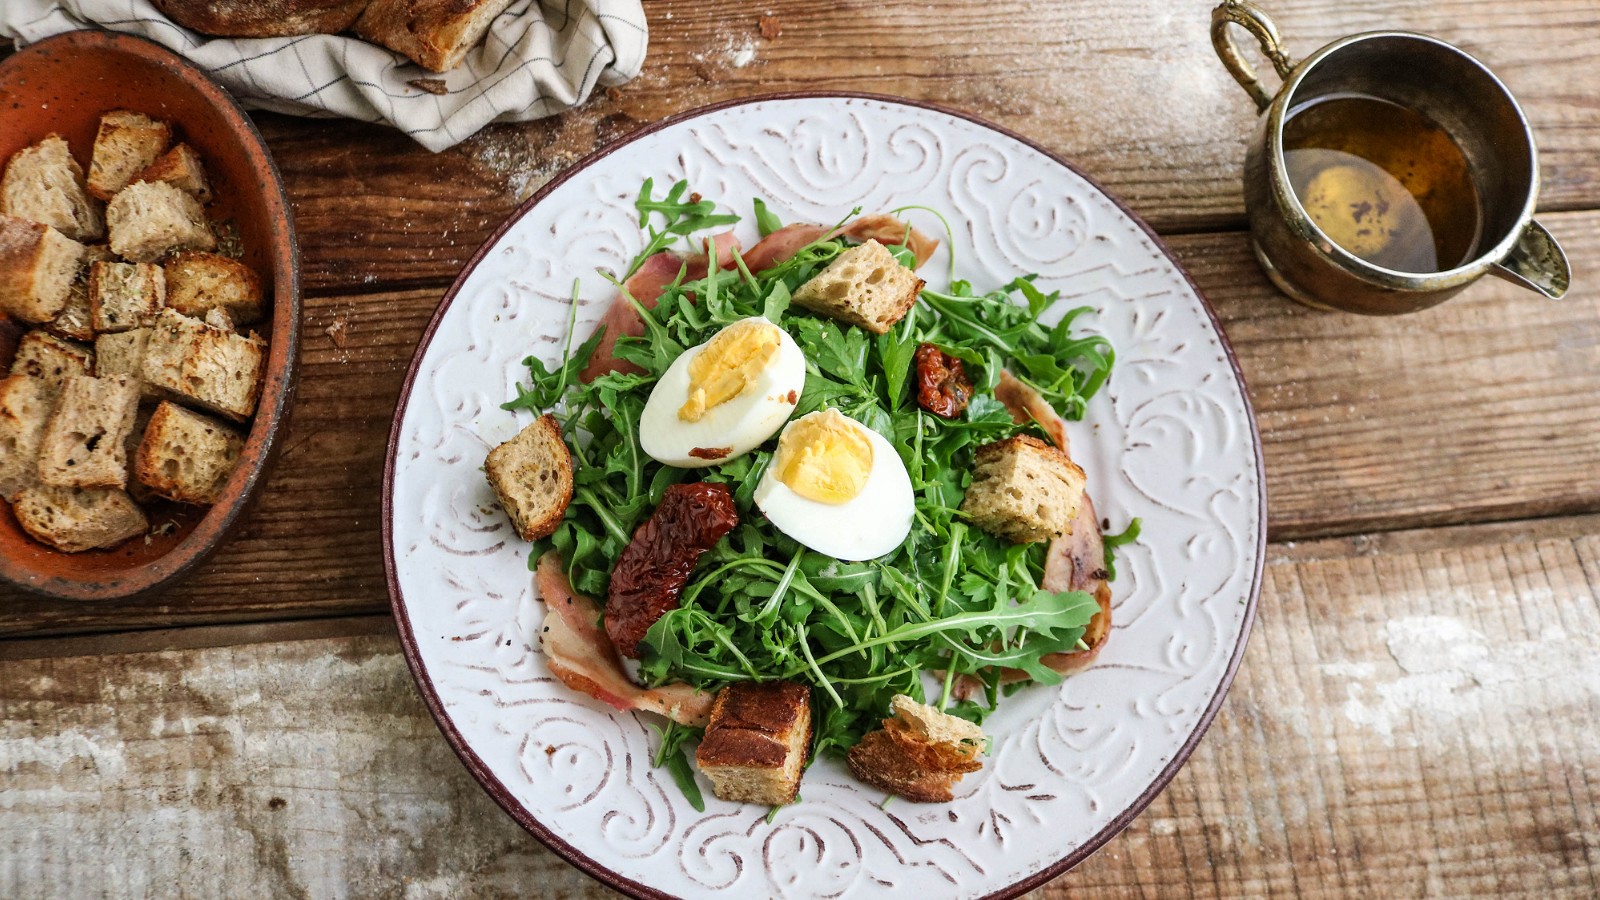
[{"left": 483, "top": 179, "right": 1138, "bottom": 812}]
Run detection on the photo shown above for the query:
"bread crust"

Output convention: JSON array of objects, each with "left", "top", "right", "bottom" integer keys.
[
  {"left": 846, "top": 695, "right": 985, "bottom": 803},
  {"left": 484, "top": 414, "right": 574, "bottom": 540},
  {"left": 153, "top": 0, "right": 370, "bottom": 37},
  {"left": 356, "top": 0, "right": 518, "bottom": 71},
  {"left": 696, "top": 681, "right": 813, "bottom": 806}
]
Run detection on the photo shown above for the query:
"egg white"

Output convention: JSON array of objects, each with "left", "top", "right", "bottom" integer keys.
[
  {"left": 753, "top": 413, "right": 915, "bottom": 561},
  {"left": 638, "top": 318, "right": 806, "bottom": 468}
]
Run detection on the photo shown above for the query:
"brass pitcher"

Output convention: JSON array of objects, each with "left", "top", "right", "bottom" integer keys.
[{"left": 1211, "top": 0, "right": 1570, "bottom": 314}]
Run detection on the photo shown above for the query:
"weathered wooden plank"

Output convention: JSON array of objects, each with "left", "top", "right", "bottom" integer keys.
[
  {"left": 3, "top": 517, "right": 1597, "bottom": 897},
  {"left": 263, "top": 0, "right": 1600, "bottom": 294},
  {"left": 1188, "top": 208, "right": 1600, "bottom": 539},
  {"left": 2, "top": 209, "right": 1597, "bottom": 637}
]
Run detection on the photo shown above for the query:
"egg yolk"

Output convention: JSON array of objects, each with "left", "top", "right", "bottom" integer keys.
[
  {"left": 679, "top": 319, "right": 781, "bottom": 422},
  {"left": 772, "top": 410, "right": 874, "bottom": 504}
]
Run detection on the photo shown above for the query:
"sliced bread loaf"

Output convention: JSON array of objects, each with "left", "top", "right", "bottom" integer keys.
[
  {"left": 0, "top": 375, "right": 55, "bottom": 501},
  {"left": 792, "top": 239, "right": 924, "bottom": 334},
  {"left": 0, "top": 215, "right": 87, "bottom": 323},
  {"left": 10, "top": 330, "right": 94, "bottom": 398},
  {"left": 163, "top": 251, "right": 263, "bottom": 324},
  {"left": 141, "top": 308, "right": 265, "bottom": 422},
  {"left": 36, "top": 373, "right": 141, "bottom": 489},
  {"left": 106, "top": 180, "right": 215, "bottom": 263},
  {"left": 87, "top": 111, "right": 172, "bottom": 201},
  {"left": 484, "top": 414, "right": 574, "bottom": 541},
  {"left": 132, "top": 143, "right": 212, "bottom": 203},
  {"left": 90, "top": 260, "right": 167, "bottom": 332},
  {"left": 356, "top": 0, "right": 518, "bottom": 72},
  {"left": 134, "top": 401, "right": 244, "bottom": 504},
  {"left": 1, "top": 134, "right": 105, "bottom": 241},
  {"left": 12, "top": 484, "right": 148, "bottom": 552}
]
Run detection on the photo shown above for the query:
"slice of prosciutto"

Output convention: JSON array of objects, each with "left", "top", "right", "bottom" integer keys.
[
  {"left": 580, "top": 214, "right": 939, "bottom": 381},
  {"left": 740, "top": 214, "right": 940, "bottom": 273},
  {"left": 955, "top": 374, "right": 1110, "bottom": 696},
  {"left": 578, "top": 232, "right": 741, "bottom": 382},
  {"left": 534, "top": 552, "right": 714, "bottom": 727}
]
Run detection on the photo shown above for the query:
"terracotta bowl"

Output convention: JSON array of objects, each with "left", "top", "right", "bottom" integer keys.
[{"left": 0, "top": 30, "right": 299, "bottom": 601}]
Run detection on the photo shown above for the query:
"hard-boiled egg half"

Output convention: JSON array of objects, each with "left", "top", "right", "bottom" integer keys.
[
  {"left": 640, "top": 316, "right": 806, "bottom": 467},
  {"left": 754, "top": 409, "right": 915, "bottom": 561}
]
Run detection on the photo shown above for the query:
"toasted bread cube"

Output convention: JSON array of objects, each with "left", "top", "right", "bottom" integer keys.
[
  {"left": 485, "top": 414, "right": 574, "bottom": 541},
  {"left": 0, "top": 215, "right": 86, "bottom": 323},
  {"left": 1, "top": 134, "right": 105, "bottom": 240},
  {"left": 0, "top": 375, "right": 55, "bottom": 501},
  {"left": 89, "top": 260, "right": 166, "bottom": 332},
  {"left": 11, "top": 330, "right": 94, "bottom": 398},
  {"left": 134, "top": 401, "right": 244, "bottom": 505},
  {"left": 960, "top": 434, "right": 1087, "bottom": 544},
  {"left": 696, "top": 681, "right": 812, "bottom": 806},
  {"left": 163, "top": 251, "right": 263, "bottom": 325},
  {"left": 87, "top": 110, "right": 172, "bottom": 201},
  {"left": 13, "top": 484, "right": 147, "bottom": 552},
  {"left": 36, "top": 374, "right": 140, "bottom": 489},
  {"left": 106, "top": 181, "right": 215, "bottom": 263},
  {"left": 141, "top": 308, "right": 264, "bottom": 422},
  {"left": 132, "top": 143, "right": 211, "bottom": 203},
  {"left": 846, "top": 695, "right": 986, "bottom": 803},
  {"left": 44, "top": 245, "right": 116, "bottom": 342},
  {"left": 792, "top": 239, "right": 923, "bottom": 334},
  {"left": 95, "top": 327, "right": 158, "bottom": 399}
]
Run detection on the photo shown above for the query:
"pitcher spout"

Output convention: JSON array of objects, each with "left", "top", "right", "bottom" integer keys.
[{"left": 1491, "top": 219, "right": 1571, "bottom": 299}]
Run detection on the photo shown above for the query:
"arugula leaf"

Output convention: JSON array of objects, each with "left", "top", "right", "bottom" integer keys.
[
  {"left": 1102, "top": 517, "right": 1142, "bottom": 580},
  {"left": 752, "top": 197, "right": 784, "bottom": 237}
]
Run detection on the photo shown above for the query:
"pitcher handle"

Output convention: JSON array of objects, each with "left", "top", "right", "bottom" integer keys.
[
  {"left": 1491, "top": 219, "right": 1571, "bottom": 299},
  {"left": 1211, "top": 1, "right": 1296, "bottom": 111}
]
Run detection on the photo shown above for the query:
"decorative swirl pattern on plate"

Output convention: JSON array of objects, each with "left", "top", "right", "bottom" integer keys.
[{"left": 387, "top": 97, "right": 1263, "bottom": 899}]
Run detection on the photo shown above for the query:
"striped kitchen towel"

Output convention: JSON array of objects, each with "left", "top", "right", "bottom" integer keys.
[{"left": 0, "top": 0, "right": 648, "bottom": 151}]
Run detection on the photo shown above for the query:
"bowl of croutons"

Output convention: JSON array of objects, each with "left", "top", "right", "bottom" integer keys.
[{"left": 0, "top": 30, "right": 299, "bottom": 600}]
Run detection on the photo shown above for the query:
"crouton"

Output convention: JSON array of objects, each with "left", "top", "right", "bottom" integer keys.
[
  {"left": 106, "top": 180, "right": 215, "bottom": 262},
  {"left": 791, "top": 239, "right": 923, "bottom": 334},
  {"left": 12, "top": 484, "right": 147, "bottom": 552},
  {"left": 1, "top": 134, "right": 105, "bottom": 240},
  {"left": 163, "top": 251, "right": 262, "bottom": 325},
  {"left": 0, "top": 375, "right": 54, "bottom": 501},
  {"left": 36, "top": 374, "right": 141, "bottom": 489},
  {"left": 140, "top": 308, "right": 265, "bottom": 422},
  {"left": 960, "top": 434, "right": 1087, "bottom": 544},
  {"left": 846, "top": 695, "right": 986, "bottom": 803},
  {"left": 95, "top": 327, "right": 157, "bottom": 398},
  {"left": 132, "top": 143, "right": 211, "bottom": 203},
  {"left": 695, "top": 681, "right": 812, "bottom": 806},
  {"left": 86, "top": 110, "right": 172, "bottom": 201},
  {"left": 89, "top": 260, "right": 166, "bottom": 332},
  {"left": 484, "top": 414, "right": 574, "bottom": 540},
  {"left": 0, "top": 215, "right": 86, "bottom": 323},
  {"left": 10, "top": 330, "right": 94, "bottom": 398},
  {"left": 134, "top": 401, "right": 244, "bottom": 505},
  {"left": 45, "top": 245, "right": 116, "bottom": 343}
]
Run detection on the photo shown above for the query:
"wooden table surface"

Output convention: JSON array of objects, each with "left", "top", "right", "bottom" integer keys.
[{"left": 5, "top": 1, "right": 1600, "bottom": 896}]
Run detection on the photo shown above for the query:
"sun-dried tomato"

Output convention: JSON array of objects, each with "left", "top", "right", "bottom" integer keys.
[
  {"left": 605, "top": 483, "right": 738, "bottom": 657},
  {"left": 914, "top": 343, "right": 973, "bottom": 419}
]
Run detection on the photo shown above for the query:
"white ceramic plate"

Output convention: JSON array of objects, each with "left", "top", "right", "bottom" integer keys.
[{"left": 384, "top": 94, "right": 1265, "bottom": 899}]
